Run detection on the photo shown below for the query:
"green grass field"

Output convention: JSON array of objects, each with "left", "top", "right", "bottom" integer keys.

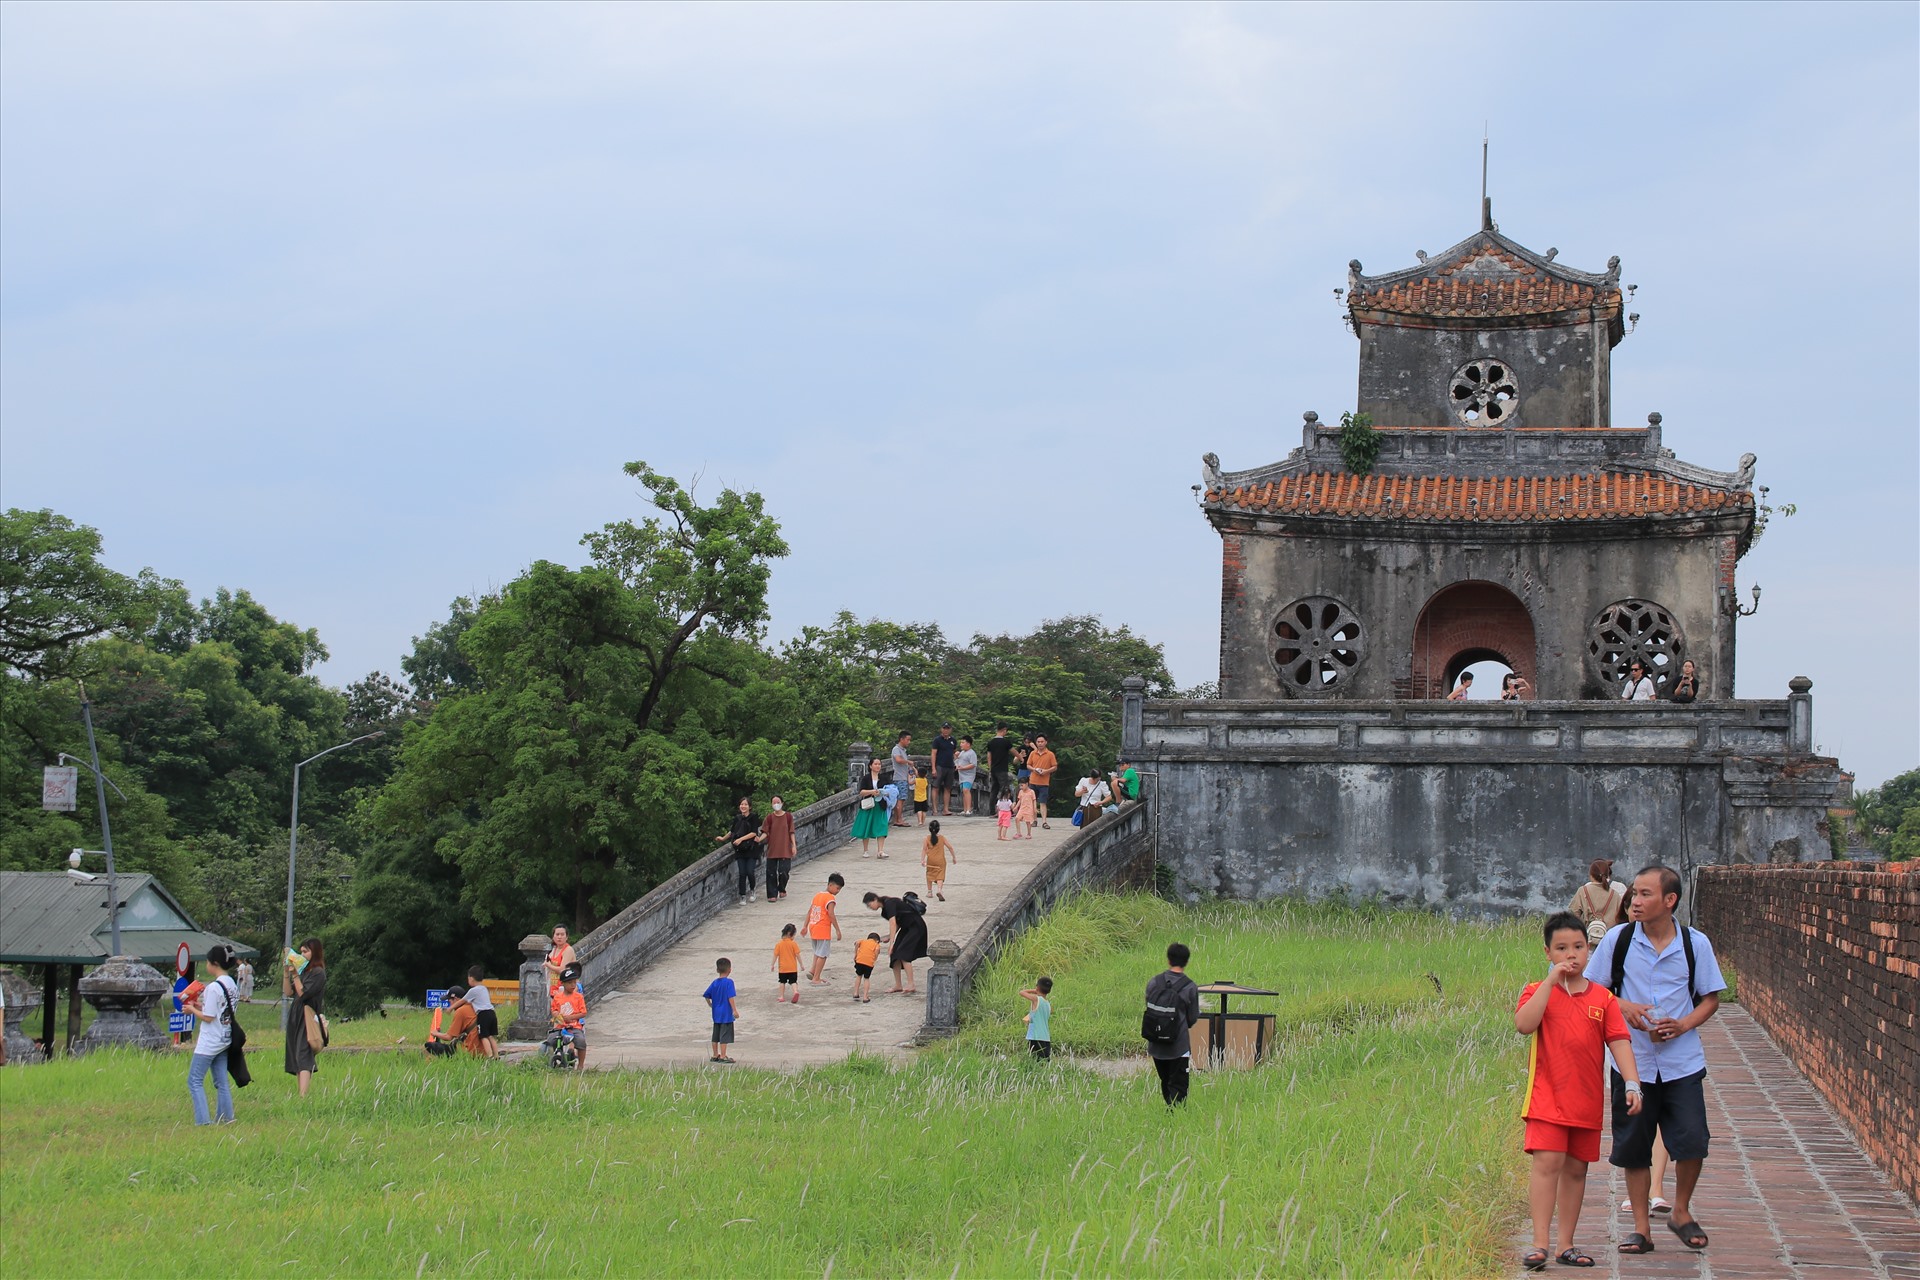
[{"left": 2, "top": 897, "right": 1537, "bottom": 1278}]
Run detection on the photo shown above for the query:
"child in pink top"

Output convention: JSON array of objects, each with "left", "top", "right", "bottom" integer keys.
[
  {"left": 1014, "top": 783, "right": 1037, "bottom": 839},
  {"left": 996, "top": 795, "right": 1014, "bottom": 840}
]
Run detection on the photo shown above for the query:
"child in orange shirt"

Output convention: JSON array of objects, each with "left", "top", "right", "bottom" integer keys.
[
  {"left": 851, "top": 934, "right": 882, "bottom": 1003},
  {"left": 550, "top": 963, "right": 587, "bottom": 1070},
  {"left": 773, "top": 924, "right": 803, "bottom": 1004},
  {"left": 1514, "top": 912, "right": 1643, "bottom": 1271}
]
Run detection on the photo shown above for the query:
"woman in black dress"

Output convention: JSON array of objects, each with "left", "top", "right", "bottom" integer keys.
[
  {"left": 283, "top": 936, "right": 327, "bottom": 1096},
  {"left": 862, "top": 892, "right": 928, "bottom": 995},
  {"left": 714, "top": 797, "right": 766, "bottom": 904}
]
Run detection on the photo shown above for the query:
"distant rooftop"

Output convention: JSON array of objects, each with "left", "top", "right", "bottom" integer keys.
[{"left": 0, "top": 871, "right": 256, "bottom": 967}]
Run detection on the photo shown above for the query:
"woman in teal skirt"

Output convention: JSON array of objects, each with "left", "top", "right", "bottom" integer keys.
[{"left": 852, "top": 756, "right": 892, "bottom": 857}]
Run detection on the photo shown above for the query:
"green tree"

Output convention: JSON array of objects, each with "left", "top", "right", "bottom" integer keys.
[
  {"left": 371, "top": 462, "right": 792, "bottom": 936},
  {"left": 0, "top": 508, "right": 172, "bottom": 678},
  {"left": 1856, "top": 768, "right": 1920, "bottom": 861}
]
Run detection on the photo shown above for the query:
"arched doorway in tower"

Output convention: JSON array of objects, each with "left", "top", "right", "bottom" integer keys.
[{"left": 1409, "top": 581, "right": 1537, "bottom": 699}]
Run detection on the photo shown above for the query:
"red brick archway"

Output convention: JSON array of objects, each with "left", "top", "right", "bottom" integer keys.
[{"left": 1409, "top": 581, "right": 1536, "bottom": 699}]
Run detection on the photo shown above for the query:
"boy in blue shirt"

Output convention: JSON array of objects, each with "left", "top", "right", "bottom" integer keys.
[
  {"left": 1020, "top": 976, "right": 1054, "bottom": 1060},
  {"left": 703, "top": 958, "right": 739, "bottom": 1064}
]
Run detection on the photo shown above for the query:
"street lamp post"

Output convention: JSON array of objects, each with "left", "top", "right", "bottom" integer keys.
[
  {"left": 282, "top": 733, "right": 382, "bottom": 1028},
  {"left": 61, "top": 686, "right": 127, "bottom": 957}
]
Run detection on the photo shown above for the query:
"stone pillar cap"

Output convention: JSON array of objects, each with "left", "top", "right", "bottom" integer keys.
[
  {"left": 1122, "top": 675, "right": 1147, "bottom": 692},
  {"left": 928, "top": 939, "right": 960, "bottom": 960},
  {"left": 1788, "top": 676, "right": 1812, "bottom": 694},
  {"left": 518, "top": 933, "right": 552, "bottom": 956}
]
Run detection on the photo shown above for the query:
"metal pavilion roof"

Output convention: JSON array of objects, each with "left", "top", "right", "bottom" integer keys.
[{"left": 0, "top": 871, "right": 257, "bottom": 967}]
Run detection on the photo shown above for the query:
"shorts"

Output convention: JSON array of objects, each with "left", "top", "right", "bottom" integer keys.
[
  {"left": 1028, "top": 1039, "right": 1052, "bottom": 1060},
  {"left": 711, "top": 1023, "right": 734, "bottom": 1044},
  {"left": 555, "top": 1028, "right": 586, "bottom": 1051},
  {"left": 933, "top": 766, "right": 957, "bottom": 790},
  {"left": 1611, "top": 1069, "right": 1710, "bottom": 1166},
  {"left": 1524, "top": 1118, "right": 1601, "bottom": 1164},
  {"left": 475, "top": 1009, "right": 499, "bottom": 1039},
  {"left": 854, "top": 963, "right": 874, "bottom": 979},
  {"left": 1032, "top": 785, "right": 1051, "bottom": 806},
  {"left": 914, "top": 799, "right": 929, "bottom": 813},
  {"left": 778, "top": 971, "right": 798, "bottom": 985},
  {"left": 997, "top": 814, "right": 1012, "bottom": 828},
  {"left": 812, "top": 939, "right": 832, "bottom": 958},
  {"left": 959, "top": 777, "right": 974, "bottom": 791}
]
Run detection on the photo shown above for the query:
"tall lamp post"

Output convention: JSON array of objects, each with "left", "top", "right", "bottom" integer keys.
[
  {"left": 282, "top": 732, "right": 382, "bottom": 1028},
  {"left": 59, "top": 699, "right": 128, "bottom": 958}
]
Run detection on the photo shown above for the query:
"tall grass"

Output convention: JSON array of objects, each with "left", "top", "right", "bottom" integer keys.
[{"left": 1, "top": 896, "right": 1537, "bottom": 1277}]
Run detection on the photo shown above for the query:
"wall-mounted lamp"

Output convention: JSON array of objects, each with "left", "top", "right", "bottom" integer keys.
[{"left": 1721, "top": 583, "right": 1762, "bottom": 618}]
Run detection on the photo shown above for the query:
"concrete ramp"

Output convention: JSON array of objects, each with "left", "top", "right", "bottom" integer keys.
[{"left": 587, "top": 814, "right": 1080, "bottom": 1069}]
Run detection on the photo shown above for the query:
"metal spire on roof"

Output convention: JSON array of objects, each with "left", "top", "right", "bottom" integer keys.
[{"left": 1481, "top": 125, "right": 1493, "bottom": 231}]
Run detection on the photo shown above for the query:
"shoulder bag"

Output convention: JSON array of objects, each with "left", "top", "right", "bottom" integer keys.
[{"left": 218, "top": 978, "right": 252, "bottom": 1088}]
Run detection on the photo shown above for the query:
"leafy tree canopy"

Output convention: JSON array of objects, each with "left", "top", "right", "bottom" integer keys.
[{"left": 1856, "top": 768, "right": 1920, "bottom": 861}]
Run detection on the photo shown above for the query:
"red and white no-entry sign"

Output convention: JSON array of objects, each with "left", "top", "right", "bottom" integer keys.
[{"left": 176, "top": 942, "right": 191, "bottom": 977}]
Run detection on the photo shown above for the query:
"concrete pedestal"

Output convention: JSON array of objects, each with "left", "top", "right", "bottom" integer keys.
[
  {"left": 506, "top": 934, "right": 552, "bottom": 1042},
  {"left": 73, "top": 956, "right": 170, "bottom": 1055},
  {"left": 1, "top": 968, "right": 45, "bottom": 1064}
]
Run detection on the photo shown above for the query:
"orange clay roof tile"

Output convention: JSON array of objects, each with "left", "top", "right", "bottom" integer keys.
[{"left": 1209, "top": 472, "right": 1753, "bottom": 523}]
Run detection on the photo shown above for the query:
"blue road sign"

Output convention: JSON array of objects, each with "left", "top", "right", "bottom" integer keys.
[
  {"left": 425, "top": 988, "right": 451, "bottom": 1009},
  {"left": 168, "top": 1012, "right": 193, "bottom": 1034}
]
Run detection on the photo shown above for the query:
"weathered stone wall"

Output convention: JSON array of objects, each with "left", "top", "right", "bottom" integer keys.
[
  {"left": 1217, "top": 523, "right": 1733, "bottom": 702},
  {"left": 1694, "top": 864, "right": 1920, "bottom": 1202},
  {"left": 1356, "top": 318, "right": 1612, "bottom": 429},
  {"left": 1129, "top": 694, "right": 1840, "bottom": 918}
]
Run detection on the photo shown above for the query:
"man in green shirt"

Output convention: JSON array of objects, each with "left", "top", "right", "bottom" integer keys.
[{"left": 1112, "top": 758, "right": 1141, "bottom": 802}]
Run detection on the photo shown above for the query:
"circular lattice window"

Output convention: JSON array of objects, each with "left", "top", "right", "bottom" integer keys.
[
  {"left": 1588, "top": 599, "right": 1686, "bottom": 692},
  {"left": 1449, "top": 358, "right": 1519, "bottom": 426},
  {"left": 1273, "top": 596, "right": 1366, "bottom": 696}
]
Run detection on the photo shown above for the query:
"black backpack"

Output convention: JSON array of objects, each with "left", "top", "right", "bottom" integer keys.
[
  {"left": 1607, "top": 921, "right": 1701, "bottom": 1008},
  {"left": 1140, "top": 972, "right": 1190, "bottom": 1045},
  {"left": 901, "top": 892, "right": 928, "bottom": 916}
]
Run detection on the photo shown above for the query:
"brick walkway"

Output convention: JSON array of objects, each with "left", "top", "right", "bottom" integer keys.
[{"left": 1515, "top": 1005, "right": 1919, "bottom": 1278}]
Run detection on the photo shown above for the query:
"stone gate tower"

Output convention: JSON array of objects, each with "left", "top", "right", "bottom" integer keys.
[
  {"left": 1203, "top": 216, "right": 1757, "bottom": 702},
  {"left": 1128, "top": 210, "right": 1844, "bottom": 914}
]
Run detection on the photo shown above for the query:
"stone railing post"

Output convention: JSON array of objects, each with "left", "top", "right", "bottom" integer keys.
[
  {"left": 1, "top": 967, "right": 45, "bottom": 1064},
  {"left": 1787, "top": 676, "right": 1813, "bottom": 754},
  {"left": 924, "top": 940, "right": 960, "bottom": 1036},
  {"left": 73, "top": 956, "right": 169, "bottom": 1056},
  {"left": 847, "top": 742, "right": 872, "bottom": 790},
  {"left": 507, "top": 934, "right": 551, "bottom": 1041},
  {"left": 1121, "top": 676, "right": 1145, "bottom": 753}
]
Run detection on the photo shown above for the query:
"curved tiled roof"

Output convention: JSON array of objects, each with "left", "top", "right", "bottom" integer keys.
[
  {"left": 1348, "top": 231, "right": 1622, "bottom": 322},
  {"left": 1207, "top": 471, "right": 1753, "bottom": 523}
]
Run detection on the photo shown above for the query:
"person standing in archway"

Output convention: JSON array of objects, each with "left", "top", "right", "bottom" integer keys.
[
  {"left": 1622, "top": 660, "right": 1657, "bottom": 701},
  {"left": 1447, "top": 672, "right": 1475, "bottom": 700}
]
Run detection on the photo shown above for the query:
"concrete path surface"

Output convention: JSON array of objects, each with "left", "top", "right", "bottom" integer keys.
[
  {"left": 1513, "top": 1004, "right": 1919, "bottom": 1278},
  {"left": 588, "top": 807, "right": 1079, "bottom": 1069}
]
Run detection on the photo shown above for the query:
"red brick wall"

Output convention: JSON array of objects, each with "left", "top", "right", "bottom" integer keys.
[
  {"left": 1694, "top": 864, "right": 1920, "bottom": 1201},
  {"left": 1408, "top": 580, "right": 1537, "bottom": 698},
  {"left": 1218, "top": 534, "right": 1245, "bottom": 693}
]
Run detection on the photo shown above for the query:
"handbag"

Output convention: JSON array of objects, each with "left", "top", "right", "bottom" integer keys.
[
  {"left": 859, "top": 797, "right": 875, "bottom": 810},
  {"left": 219, "top": 979, "right": 252, "bottom": 1088},
  {"left": 304, "top": 1005, "right": 329, "bottom": 1052}
]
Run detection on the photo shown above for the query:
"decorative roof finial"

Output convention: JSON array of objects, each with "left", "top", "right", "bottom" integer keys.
[{"left": 1481, "top": 126, "right": 1491, "bottom": 231}]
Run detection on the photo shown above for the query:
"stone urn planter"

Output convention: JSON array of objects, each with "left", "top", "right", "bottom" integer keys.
[
  {"left": 1, "top": 967, "right": 45, "bottom": 1064},
  {"left": 73, "top": 956, "right": 171, "bottom": 1056}
]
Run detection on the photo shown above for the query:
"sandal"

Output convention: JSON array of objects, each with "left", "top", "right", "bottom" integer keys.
[
  {"left": 1667, "top": 1219, "right": 1708, "bottom": 1250},
  {"left": 1555, "top": 1248, "right": 1594, "bottom": 1268},
  {"left": 1522, "top": 1248, "right": 1549, "bottom": 1271},
  {"left": 1618, "top": 1232, "right": 1654, "bottom": 1255}
]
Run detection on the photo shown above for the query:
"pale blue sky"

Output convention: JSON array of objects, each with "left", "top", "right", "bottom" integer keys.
[{"left": 3, "top": 2, "right": 1914, "bottom": 785}]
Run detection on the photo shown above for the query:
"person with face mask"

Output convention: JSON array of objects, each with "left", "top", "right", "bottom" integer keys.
[{"left": 763, "top": 794, "right": 796, "bottom": 901}]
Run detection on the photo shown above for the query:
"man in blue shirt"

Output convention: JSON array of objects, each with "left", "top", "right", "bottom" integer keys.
[{"left": 1585, "top": 864, "right": 1726, "bottom": 1256}]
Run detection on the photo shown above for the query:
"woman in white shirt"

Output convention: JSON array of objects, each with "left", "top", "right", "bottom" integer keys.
[
  {"left": 1621, "top": 659, "right": 1658, "bottom": 701},
  {"left": 184, "top": 944, "right": 240, "bottom": 1125}
]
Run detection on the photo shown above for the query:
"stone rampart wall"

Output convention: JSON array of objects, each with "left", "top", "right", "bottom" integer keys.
[
  {"left": 1694, "top": 864, "right": 1920, "bottom": 1202},
  {"left": 921, "top": 802, "right": 1154, "bottom": 1038},
  {"left": 575, "top": 789, "right": 859, "bottom": 992},
  {"left": 1130, "top": 694, "right": 1839, "bottom": 918}
]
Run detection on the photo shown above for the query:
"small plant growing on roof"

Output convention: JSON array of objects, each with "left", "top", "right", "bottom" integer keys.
[{"left": 1337, "top": 410, "right": 1380, "bottom": 475}]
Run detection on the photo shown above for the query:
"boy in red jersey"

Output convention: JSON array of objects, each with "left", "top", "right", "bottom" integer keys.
[{"left": 1515, "top": 912, "right": 1643, "bottom": 1270}]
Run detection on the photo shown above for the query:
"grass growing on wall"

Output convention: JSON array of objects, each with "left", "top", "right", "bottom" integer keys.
[{"left": 2, "top": 898, "right": 1538, "bottom": 1278}]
